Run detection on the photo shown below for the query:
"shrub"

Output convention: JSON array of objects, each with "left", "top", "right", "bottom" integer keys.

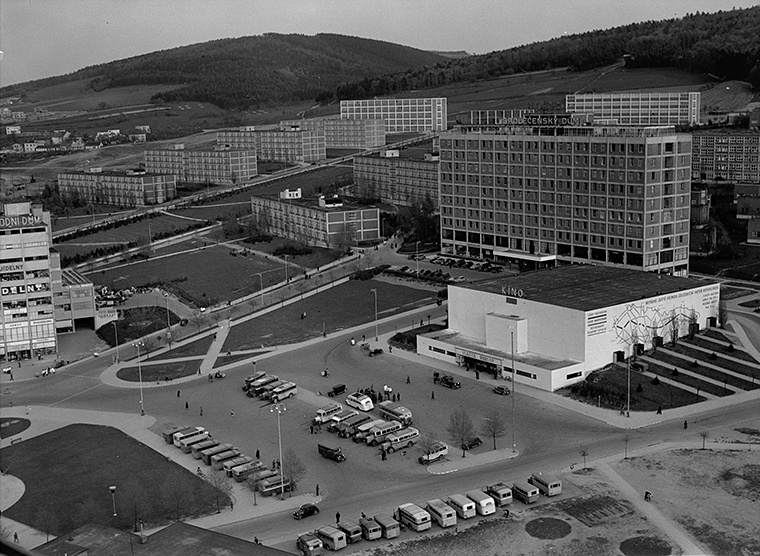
[
  {"left": 709, "top": 352, "right": 717, "bottom": 360},
  {"left": 671, "top": 368, "right": 680, "bottom": 377},
  {"left": 651, "top": 376, "right": 661, "bottom": 386},
  {"left": 727, "top": 343, "right": 735, "bottom": 352},
  {"left": 691, "top": 360, "right": 699, "bottom": 368},
  {"left": 636, "top": 383, "right": 643, "bottom": 393}
]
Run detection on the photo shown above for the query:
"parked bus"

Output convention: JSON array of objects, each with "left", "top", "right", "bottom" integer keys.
[
  {"left": 296, "top": 532, "right": 323, "bottom": 556},
  {"left": 446, "top": 494, "right": 476, "bottom": 519},
  {"left": 380, "top": 427, "right": 419, "bottom": 453},
  {"left": 352, "top": 419, "right": 386, "bottom": 442},
  {"left": 346, "top": 392, "right": 374, "bottom": 411},
  {"left": 223, "top": 455, "right": 254, "bottom": 476},
  {"left": 314, "top": 402, "right": 342, "bottom": 425},
  {"left": 328, "top": 409, "right": 359, "bottom": 430},
  {"left": 466, "top": 489, "right": 496, "bottom": 515},
  {"left": 243, "top": 371, "right": 266, "bottom": 392},
  {"left": 259, "top": 380, "right": 285, "bottom": 400},
  {"left": 529, "top": 473, "right": 562, "bottom": 496},
  {"left": 190, "top": 439, "right": 218, "bottom": 459},
  {"left": 373, "top": 514, "right": 400, "bottom": 539},
  {"left": 337, "top": 520, "right": 362, "bottom": 544},
  {"left": 200, "top": 443, "right": 233, "bottom": 465},
  {"left": 314, "top": 525, "right": 347, "bottom": 551},
  {"left": 394, "top": 503, "right": 431, "bottom": 532},
  {"left": 250, "top": 375, "right": 279, "bottom": 397},
  {"left": 211, "top": 449, "right": 242, "bottom": 470},
  {"left": 259, "top": 476, "right": 293, "bottom": 497},
  {"left": 335, "top": 414, "right": 373, "bottom": 437},
  {"left": 173, "top": 426, "right": 206, "bottom": 448},
  {"left": 271, "top": 381, "right": 298, "bottom": 403},
  {"left": 359, "top": 517, "right": 382, "bottom": 540},
  {"left": 512, "top": 481, "right": 539, "bottom": 504},
  {"left": 326, "top": 411, "right": 365, "bottom": 433},
  {"left": 251, "top": 468, "right": 278, "bottom": 487},
  {"left": 231, "top": 461, "right": 266, "bottom": 482},
  {"left": 365, "top": 420, "right": 402, "bottom": 446},
  {"left": 426, "top": 499, "right": 457, "bottom": 528},
  {"left": 162, "top": 425, "right": 188, "bottom": 443},
  {"left": 179, "top": 430, "right": 211, "bottom": 453},
  {"left": 377, "top": 400, "right": 413, "bottom": 426},
  {"left": 484, "top": 483, "right": 513, "bottom": 506}
]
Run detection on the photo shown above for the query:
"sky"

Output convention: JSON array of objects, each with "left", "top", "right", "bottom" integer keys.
[{"left": 1, "top": 0, "right": 758, "bottom": 88}]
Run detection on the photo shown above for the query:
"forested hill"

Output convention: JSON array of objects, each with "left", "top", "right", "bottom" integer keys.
[
  {"left": 0, "top": 34, "right": 447, "bottom": 110},
  {"left": 335, "top": 7, "right": 760, "bottom": 100}
]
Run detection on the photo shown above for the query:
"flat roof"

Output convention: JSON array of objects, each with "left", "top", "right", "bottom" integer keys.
[
  {"left": 459, "top": 265, "right": 714, "bottom": 312},
  {"left": 253, "top": 193, "right": 376, "bottom": 211},
  {"left": 357, "top": 141, "right": 436, "bottom": 162},
  {"left": 61, "top": 268, "right": 93, "bottom": 287}
]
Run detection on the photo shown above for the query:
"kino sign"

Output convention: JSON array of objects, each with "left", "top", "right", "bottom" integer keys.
[{"left": 501, "top": 286, "right": 524, "bottom": 298}]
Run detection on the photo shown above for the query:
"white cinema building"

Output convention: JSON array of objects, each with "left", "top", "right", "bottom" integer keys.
[{"left": 417, "top": 265, "right": 720, "bottom": 391}]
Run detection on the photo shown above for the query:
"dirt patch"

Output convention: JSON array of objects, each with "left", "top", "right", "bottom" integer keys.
[
  {"left": 556, "top": 493, "right": 632, "bottom": 527},
  {"left": 525, "top": 516, "right": 572, "bottom": 539},
  {"left": 620, "top": 535, "right": 673, "bottom": 556}
]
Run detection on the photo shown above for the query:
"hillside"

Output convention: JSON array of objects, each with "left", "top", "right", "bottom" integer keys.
[{"left": 0, "top": 34, "right": 446, "bottom": 110}]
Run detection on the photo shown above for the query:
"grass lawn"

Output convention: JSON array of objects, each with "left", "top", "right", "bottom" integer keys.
[
  {"left": 0, "top": 417, "right": 30, "bottom": 439},
  {"left": 148, "top": 335, "right": 215, "bottom": 361},
  {"left": 223, "top": 278, "right": 437, "bottom": 350},
  {"left": 681, "top": 336, "right": 757, "bottom": 364},
  {"left": 240, "top": 236, "right": 341, "bottom": 270},
  {"left": 655, "top": 346, "right": 759, "bottom": 390},
  {"left": 0, "top": 424, "right": 226, "bottom": 533},
  {"left": 97, "top": 307, "right": 180, "bottom": 348},
  {"left": 91, "top": 244, "right": 285, "bottom": 308},
  {"left": 645, "top": 359, "right": 732, "bottom": 397},
  {"left": 117, "top": 359, "right": 203, "bottom": 381},
  {"left": 213, "top": 351, "right": 268, "bottom": 369},
  {"left": 390, "top": 324, "right": 447, "bottom": 352}
]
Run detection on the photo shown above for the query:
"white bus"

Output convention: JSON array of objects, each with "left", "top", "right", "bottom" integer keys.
[
  {"left": 172, "top": 426, "right": 206, "bottom": 448},
  {"left": 426, "top": 499, "right": 457, "bottom": 528},
  {"left": 380, "top": 427, "right": 419, "bottom": 453},
  {"left": 179, "top": 431, "right": 211, "bottom": 453},
  {"left": 271, "top": 381, "right": 298, "bottom": 403},
  {"left": 346, "top": 392, "right": 374, "bottom": 411},
  {"left": 314, "top": 526, "right": 347, "bottom": 551},
  {"left": 352, "top": 419, "right": 386, "bottom": 442},
  {"left": 512, "top": 481, "right": 539, "bottom": 504},
  {"left": 377, "top": 400, "right": 413, "bottom": 426},
  {"left": 446, "top": 494, "right": 476, "bottom": 519},
  {"left": 529, "top": 473, "right": 562, "bottom": 496},
  {"left": 314, "top": 402, "right": 342, "bottom": 424},
  {"left": 365, "top": 420, "right": 402, "bottom": 446},
  {"left": 466, "top": 489, "right": 496, "bottom": 515},
  {"left": 394, "top": 503, "right": 431, "bottom": 532},
  {"left": 259, "top": 476, "right": 293, "bottom": 497}
]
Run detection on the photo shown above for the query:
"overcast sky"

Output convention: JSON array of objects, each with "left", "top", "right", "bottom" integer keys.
[{"left": 1, "top": 0, "right": 757, "bottom": 88}]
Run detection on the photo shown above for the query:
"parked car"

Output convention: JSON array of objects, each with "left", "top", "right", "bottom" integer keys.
[
  {"left": 439, "top": 375, "right": 461, "bottom": 389},
  {"left": 461, "top": 437, "right": 483, "bottom": 451},
  {"left": 293, "top": 503, "right": 320, "bottom": 520},
  {"left": 493, "top": 385, "right": 511, "bottom": 396},
  {"left": 451, "top": 276, "right": 467, "bottom": 283},
  {"left": 328, "top": 384, "right": 347, "bottom": 397}
]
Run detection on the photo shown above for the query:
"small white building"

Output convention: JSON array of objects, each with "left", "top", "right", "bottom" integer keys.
[{"left": 418, "top": 265, "right": 720, "bottom": 392}]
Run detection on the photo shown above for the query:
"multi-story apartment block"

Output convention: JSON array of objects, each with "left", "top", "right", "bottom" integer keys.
[
  {"left": 57, "top": 169, "right": 177, "bottom": 207},
  {"left": 54, "top": 268, "right": 96, "bottom": 334},
  {"left": 250, "top": 189, "right": 379, "bottom": 249},
  {"left": 217, "top": 128, "right": 325, "bottom": 163},
  {"left": 145, "top": 145, "right": 258, "bottom": 185},
  {"left": 340, "top": 98, "right": 447, "bottom": 132},
  {"left": 353, "top": 147, "right": 439, "bottom": 208},
  {"left": 691, "top": 130, "right": 760, "bottom": 182},
  {"left": 280, "top": 116, "right": 386, "bottom": 149},
  {"left": 438, "top": 124, "right": 692, "bottom": 276},
  {"left": 566, "top": 92, "right": 700, "bottom": 126}
]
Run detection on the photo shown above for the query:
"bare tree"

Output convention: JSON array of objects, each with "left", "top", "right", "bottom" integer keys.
[
  {"left": 417, "top": 434, "right": 440, "bottom": 463},
  {"left": 205, "top": 469, "right": 233, "bottom": 513},
  {"left": 579, "top": 447, "right": 589, "bottom": 470},
  {"left": 160, "top": 467, "right": 193, "bottom": 522},
  {"left": 189, "top": 310, "right": 208, "bottom": 332},
  {"left": 34, "top": 506, "right": 59, "bottom": 542},
  {"left": 480, "top": 408, "right": 508, "bottom": 450},
  {"left": 142, "top": 337, "right": 158, "bottom": 359},
  {"left": 669, "top": 309, "right": 680, "bottom": 346},
  {"left": 121, "top": 479, "right": 147, "bottom": 532},
  {"left": 446, "top": 407, "right": 477, "bottom": 458},
  {"left": 246, "top": 473, "right": 261, "bottom": 506},
  {"left": 699, "top": 430, "right": 710, "bottom": 450},
  {"left": 718, "top": 300, "right": 728, "bottom": 329},
  {"left": 282, "top": 447, "right": 307, "bottom": 497}
]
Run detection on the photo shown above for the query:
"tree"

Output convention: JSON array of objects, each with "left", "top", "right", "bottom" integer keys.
[
  {"left": 142, "top": 337, "right": 158, "bottom": 359},
  {"left": 718, "top": 300, "right": 728, "bottom": 329},
  {"left": 189, "top": 310, "right": 209, "bottom": 332},
  {"left": 417, "top": 434, "right": 440, "bottom": 463},
  {"left": 34, "top": 506, "right": 59, "bottom": 542},
  {"left": 205, "top": 469, "right": 233, "bottom": 513},
  {"left": 669, "top": 309, "right": 680, "bottom": 345},
  {"left": 160, "top": 467, "right": 193, "bottom": 522},
  {"left": 246, "top": 473, "right": 261, "bottom": 506},
  {"left": 699, "top": 430, "right": 710, "bottom": 450},
  {"left": 446, "top": 407, "right": 476, "bottom": 458},
  {"left": 579, "top": 447, "right": 589, "bottom": 470},
  {"left": 121, "top": 479, "right": 147, "bottom": 532},
  {"left": 480, "top": 408, "right": 508, "bottom": 450},
  {"left": 282, "top": 447, "right": 307, "bottom": 498}
]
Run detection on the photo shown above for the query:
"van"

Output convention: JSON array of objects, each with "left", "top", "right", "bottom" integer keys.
[
  {"left": 426, "top": 499, "right": 457, "bottom": 528},
  {"left": 484, "top": 483, "right": 512, "bottom": 506},
  {"left": 200, "top": 443, "right": 233, "bottom": 465},
  {"left": 380, "top": 427, "right": 420, "bottom": 453},
  {"left": 314, "top": 525, "right": 347, "bottom": 551},
  {"left": 271, "top": 381, "right": 298, "bottom": 402},
  {"left": 211, "top": 449, "right": 242, "bottom": 470},
  {"left": 172, "top": 426, "right": 206, "bottom": 448},
  {"left": 317, "top": 444, "right": 346, "bottom": 462},
  {"left": 359, "top": 517, "right": 382, "bottom": 540},
  {"left": 529, "top": 473, "right": 562, "bottom": 496},
  {"left": 259, "top": 380, "right": 285, "bottom": 400},
  {"left": 352, "top": 419, "right": 386, "bottom": 442},
  {"left": 250, "top": 375, "right": 280, "bottom": 397},
  {"left": 329, "top": 409, "right": 359, "bottom": 428},
  {"left": 231, "top": 461, "right": 266, "bottom": 482},
  {"left": 314, "top": 402, "right": 343, "bottom": 424},
  {"left": 512, "top": 481, "right": 539, "bottom": 504},
  {"left": 335, "top": 414, "right": 373, "bottom": 438},
  {"left": 373, "top": 514, "right": 400, "bottom": 539},
  {"left": 251, "top": 468, "right": 278, "bottom": 487},
  {"left": 179, "top": 430, "right": 211, "bottom": 453},
  {"left": 223, "top": 455, "right": 254, "bottom": 476},
  {"left": 418, "top": 441, "right": 448, "bottom": 465},
  {"left": 243, "top": 371, "right": 266, "bottom": 391},
  {"left": 259, "top": 476, "right": 293, "bottom": 497},
  {"left": 365, "top": 420, "right": 402, "bottom": 446},
  {"left": 296, "top": 532, "right": 323, "bottom": 556},
  {"left": 394, "top": 503, "right": 431, "bottom": 532},
  {"left": 162, "top": 425, "right": 187, "bottom": 443},
  {"left": 446, "top": 494, "right": 476, "bottom": 519},
  {"left": 337, "top": 520, "right": 362, "bottom": 544},
  {"left": 346, "top": 392, "right": 374, "bottom": 411},
  {"left": 466, "top": 489, "right": 496, "bottom": 515}
]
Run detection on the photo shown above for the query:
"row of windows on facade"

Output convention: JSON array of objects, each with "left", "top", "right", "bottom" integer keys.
[
  {"left": 0, "top": 255, "right": 49, "bottom": 265},
  {"left": 442, "top": 154, "right": 690, "bottom": 170},
  {"left": 441, "top": 170, "right": 684, "bottom": 185},
  {"left": 443, "top": 215, "right": 685, "bottom": 235},
  {"left": 441, "top": 181, "right": 688, "bottom": 197},
  {"left": 441, "top": 206, "right": 688, "bottom": 223},
  {"left": 441, "top": 196, "right": 688, "bottom": 211},
  {"left": 1, "top": 323, "right": 55, "bottom": 342},
  {"left": 441, "top": 139, "right": 686, "bottom": 154}
]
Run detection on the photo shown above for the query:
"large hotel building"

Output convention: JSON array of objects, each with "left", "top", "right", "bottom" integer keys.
[
  {"left": 566, "top": 92, "right": 701, "bottom": 126},
  {"left": 145, "top": 145, "right": 258, "bottom": 185},
  {"left": 438, "top": 122, "right": 692, "bottom": 276},
  {"left": 279, "top": 116, "right": 386, "bottom": 150},
  {"left": 353, "top": 147, "right": 440, "bottom": 208},
  {"left": 340, "top": 98, "right": 447, "bottom": 132},
  {"left": 691, "top": 130, "right": 760, "bottom": 182},
  {"left": 57, "top": 170, "right": 177, "bottom": 207},
  {"left": 217, "top": 128, "right": 326, "bottom": 163}
]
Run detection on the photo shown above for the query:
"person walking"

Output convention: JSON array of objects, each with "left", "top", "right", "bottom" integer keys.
[
  {"left": 656, "top": 405, "right": 662, "bottom": 415},
  {"left": 256, "top": 449, "right": 260, "bottom": 460},
  {"left": 683, "top": 419, "right": 688, "bottom": 429},
  {"left": 431, "top": 390, "right": 435, "bottom": 400},
  {"left": 315, "top": 484, "right": 320, "bottom": 496},
  {"left": 185, "top": 401, "right": 189, "bottom": 410},
  {"left": 336, "top": 511, "right": 341, "bottom": 524},
  {"left": 200, "top": 406, "right": 203, "bottom": 416},
  {"left": 230, "top": 410, "right": 235, "bottom": 418},
  {"left": 14, "top": 532, "right": 19, "bottom": 543},
  {"left": 177, "top": 390, "right": 181, "bottom": 397},
  {"left": 406, "top": 375, "right": 410, "bottom": 384}
]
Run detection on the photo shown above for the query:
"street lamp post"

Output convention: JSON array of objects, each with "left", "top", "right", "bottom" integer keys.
[
  {"left": 270, "top": 402, "right": 286, "bottom": 499},
  {"left": 109, "top": 485, "right": 117, "bottom": 517},
  {"left": 370, "top": 288, "right": 378, "bottom": 341},
  {"left": 132, "top": 341, "right": 145, "bottom": 416},
  {"left": 255, "top": 272, "right": 265, "bottom": 307},
  {"left": 511, "top": 330, "right": 516, "bottom": 454},
  {"left": 415, "top": 241, "right": 421, "bottom": 277},
  {"left": 627, "top": 347, "right": 631, "bottom": 418},
  {"left": 112, "top": 320, "right": 119, "bottom": 363}
]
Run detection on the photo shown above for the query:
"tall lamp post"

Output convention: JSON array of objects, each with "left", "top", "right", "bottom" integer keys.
[
  {"left": 415, "top": 241, "right": 421, "bottom": 277},
  {"left": 270, "top": 402, "right": 286, "bottom": 499},
  {"left": 626, "top": 346, "right": 631, "bottom": 418},
  {"left": 109, "top": 485, "right": 117, "bottom": 517},
  {"left": 370, "top": 288, "right": 378, "bottom": 341},
  {"left": 510, "top": 330, "right": 516, "bottom": 454},
  {"left": 112, "top": 320, "right": 119, "bottom": 363},
  {"left": 255, "top": 272, "right": 265, "bottom": 307},
  {"left": 132, "top": 341, "right": 145, "bottom": 416}
]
